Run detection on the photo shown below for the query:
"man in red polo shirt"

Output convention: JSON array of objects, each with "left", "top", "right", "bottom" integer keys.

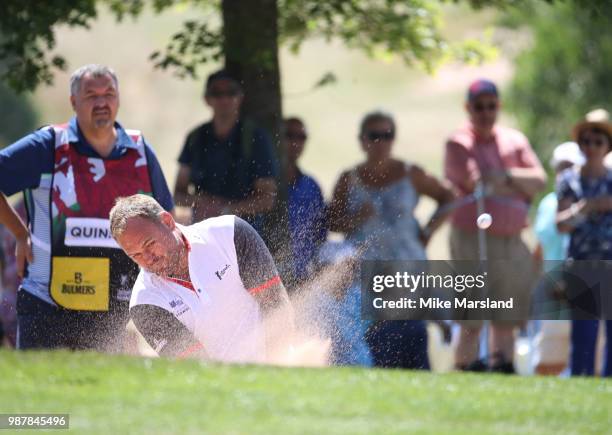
[{"left": 444, "top": 79, "right": 546, "bottom": 373}]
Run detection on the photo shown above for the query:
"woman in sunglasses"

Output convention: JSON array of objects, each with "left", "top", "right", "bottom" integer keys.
[
  {"left": 556, "top": 108, "right": 612, "bottom": 377},
  {"left": 283, "top": 117, "right": 327, "bottom": 284},
  {"left": 328, "top": 110, "right": 455, "bottom": 369}
]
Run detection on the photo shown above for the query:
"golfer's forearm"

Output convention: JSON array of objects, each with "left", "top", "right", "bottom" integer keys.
[
  {"left": 131, "top": 304, "right": 208, "bottom": 359},
  {"left": 0, "top": 193, "right": 28, "bottom": 240}
]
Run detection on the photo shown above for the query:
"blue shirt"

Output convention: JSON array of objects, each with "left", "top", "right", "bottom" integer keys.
[
  {"left": 287, "top": 173, "right": 327, "bottom": 279},
  {"left": 556, "top": 168, "right": 612, "bottom": 260},
  {"left": 534, "top": 191, "right": 569, "bottom": 265},
  {"left": 0, "top": 116, "right": 174, "bottom": 304},
  {"left": 178, "top": 120, "right": 277, "bottom": 200}
]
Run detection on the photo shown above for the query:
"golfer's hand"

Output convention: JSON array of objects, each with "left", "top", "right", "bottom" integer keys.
[{"left": 15, "top": 233, "right": 33, "bottom": 278}]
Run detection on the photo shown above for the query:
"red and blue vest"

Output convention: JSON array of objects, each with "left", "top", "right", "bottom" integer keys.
[{"left": 49, "top": 123, "right": 153, "bottom": 311}]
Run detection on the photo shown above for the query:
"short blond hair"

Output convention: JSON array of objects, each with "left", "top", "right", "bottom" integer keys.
[{"left": 109, "top": 194, "right": 164, "bottom": 239}]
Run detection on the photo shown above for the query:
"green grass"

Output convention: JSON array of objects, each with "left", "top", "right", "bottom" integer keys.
[{"left": 1, "top": 350, "right": 610, "bottom": 434}]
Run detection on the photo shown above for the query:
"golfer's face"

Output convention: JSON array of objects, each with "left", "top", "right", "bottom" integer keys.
[{"left": 117, "top": 217, "right": 178, "bottom": 277}]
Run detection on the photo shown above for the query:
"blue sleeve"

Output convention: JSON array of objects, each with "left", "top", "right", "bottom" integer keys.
[
  {"left": 251, "top": 127, "right": 278, "bottom": 179},
  {"left": 144, "top": 142, "right": 174, "bottom": 212},
  {"left": 0, "top": 128, "right": 54, "bottom": 196},
  {"left": 311, "top": 178, "right": 328, "bottom": 244}
]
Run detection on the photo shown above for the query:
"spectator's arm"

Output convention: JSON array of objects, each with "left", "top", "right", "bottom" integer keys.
[
  {"left": 327, "top": 171, "right": 374, "bottom": 234},
  {"left": 130, "top": 304, "right": 208, "bottom": 359},
  {"left": 409, "top": 165, "right": 455, "bottom": 244},
  {"left": 444, "top": 140, "right": 479, "bottom": 194},
  {"left": 223, "top": 126, "right": 279, "bottom": 216},
  {"left": 506, "top": 138, "right": 547, "bottom": 199},
  {"left": 173, "top": 164, "right": 195, "bottom": 208},
  {"left": 556, "top": 197, "right": 585, "bottom": 233},
  {"left": 225, "top": 177, "right": 277, "bottom": 216},
  {"left": 506, "top": 166, "right": 547, "bottom": 200}
]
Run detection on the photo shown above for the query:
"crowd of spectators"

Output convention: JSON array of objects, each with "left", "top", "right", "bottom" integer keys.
[{"left": 1, "top": 66, "right": 610, "bottom": 377}]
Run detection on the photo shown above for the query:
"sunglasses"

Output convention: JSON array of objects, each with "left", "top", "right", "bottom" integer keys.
[
  {"left": 207, "top": 89, "right": 240, "bottom": 98},
  {"left": 579, "top": 138, "right": 609, "bottom": 148},
  {"left": 285, "top": 132, "right": 307, "bottom": 141},
  {"left": 473, "top": 102, "right": 498, "bottom": 113},
  {"left": 366, "top": 131, "right": 394, "bottom": 141}
]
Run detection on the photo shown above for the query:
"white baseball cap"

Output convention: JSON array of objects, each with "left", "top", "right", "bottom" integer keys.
[{"left": 550, "top": 141, "right": 585, "bottom": 169}]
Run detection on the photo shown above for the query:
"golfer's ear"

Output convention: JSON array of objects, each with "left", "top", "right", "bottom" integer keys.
[{"left": 159, "top": 211, "right": 176, "bottom": 229}]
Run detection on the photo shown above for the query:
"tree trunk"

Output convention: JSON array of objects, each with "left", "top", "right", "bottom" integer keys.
[
  {"left": 222, "top": 0, "right": 294, "bottom": 284},
  {"left": 222, "top": 0, "right": 282, "bottom": 139}
]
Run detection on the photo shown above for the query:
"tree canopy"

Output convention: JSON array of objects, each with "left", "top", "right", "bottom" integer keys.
[
  {"left": 0, "top": 0, "right": 513, "bottom": 93},
  {"left": 507, "top": 0, "right": 612, "bottom": 160}
]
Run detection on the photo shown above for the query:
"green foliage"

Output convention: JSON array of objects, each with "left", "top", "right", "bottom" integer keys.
[
  {"left": 0, "top": 0, "right": 98, "bottom": 92},
  {"left": 0, "top": 82, "right": 38, "bottom": 148},
  {"left": 507, "top": 1, "right": 612, "bottom": 161},
  {"left": 150, "top": 18, "right": 223, "bottom": 79},
  {"left": 1, "top": 0, "right": 502, "bottom": 90}
]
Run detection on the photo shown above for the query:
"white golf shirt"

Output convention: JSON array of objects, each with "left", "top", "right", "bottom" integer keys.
[{"left": 130, "top": 216, "right": 274, "bottom": 363}]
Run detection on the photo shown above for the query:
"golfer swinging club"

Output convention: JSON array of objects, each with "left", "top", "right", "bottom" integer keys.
[{"left": 109, "top": 194, "right": 294, "bottom": 362}]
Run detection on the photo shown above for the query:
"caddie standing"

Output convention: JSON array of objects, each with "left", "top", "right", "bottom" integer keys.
[{"left": 0, "top": 64, "right": 173, "bottom": 351}]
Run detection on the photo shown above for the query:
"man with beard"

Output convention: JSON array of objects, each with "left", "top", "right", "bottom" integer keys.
[
  {"left": 0, "top": 64, "right": 173, "bottom": 351},
  {"left": 109, "top": 194, "right": 293, "bottom": 362}
]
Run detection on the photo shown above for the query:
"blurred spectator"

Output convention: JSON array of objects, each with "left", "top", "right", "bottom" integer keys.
[
  {"left": 556, "top": 108, "right": 612, "bottom": 377},
  {"left": 444, "top": 79, "right": 546, "bottom": 373},
  {"left": 283, "top": 117, "right": 327, "bottom": 283},
  {"left": 329, "top": 110, "right": 454, "bottom": 369},
  {"left": 0, "top": 64, "right": 174, "bottom": 351},
  {"left": 302, "top": 240, "right": 373, "bottom": 366},
  {"left": 174, "top": 69, "right": 277, "bottom": 232},
  {"left": 532, "top": 142, "right": 584, "bottom": 375},
  {"left": 0, "top": 199, "right": 26, "bottom": 348}
]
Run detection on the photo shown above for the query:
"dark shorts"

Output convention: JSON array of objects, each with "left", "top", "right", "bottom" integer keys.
[{"left": 16, "top": 290, "right": 129, "bottom": 352}]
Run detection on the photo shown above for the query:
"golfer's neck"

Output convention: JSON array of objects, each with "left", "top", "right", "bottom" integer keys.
[{"left": 177, "top": 244, "right": 191, "bottom": 281}]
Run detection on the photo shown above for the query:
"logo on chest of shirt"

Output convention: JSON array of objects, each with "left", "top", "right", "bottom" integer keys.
[
  {"left": 169, "top": 299, "right": 184, "bottom": 309},
  {"left": 215, "top": 264, "right": 231, "bottom": 280},
  {"left": 169, "top": 298, "right": 189, "bottom": 316}
]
